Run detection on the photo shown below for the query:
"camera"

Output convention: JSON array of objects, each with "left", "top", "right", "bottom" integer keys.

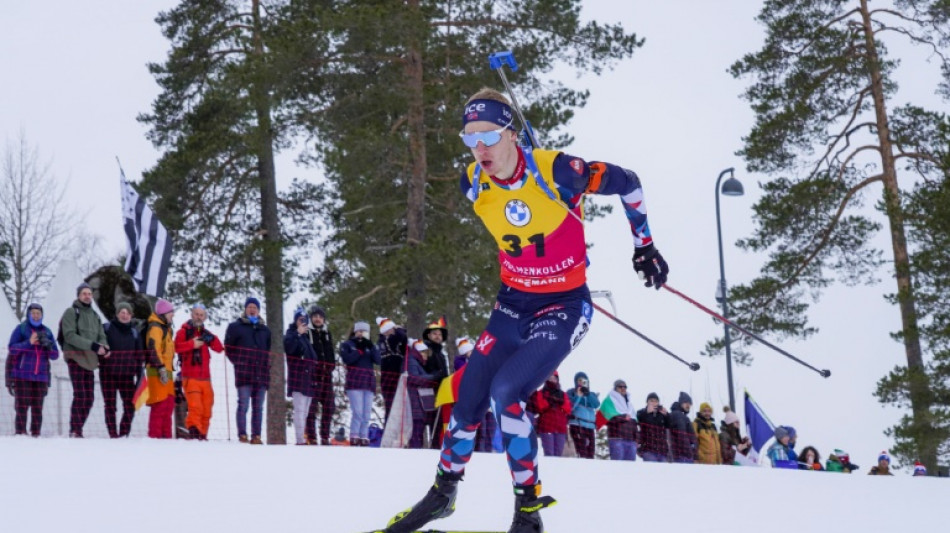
[
  {"left": 200, "top": 332, "right": 214, "bottom": 344},
  {"left": 36, "top": 329, "right": 55, "bottom": 351},
  {"left": 579, "top": 386, "right": 589, "bottom": 395}
]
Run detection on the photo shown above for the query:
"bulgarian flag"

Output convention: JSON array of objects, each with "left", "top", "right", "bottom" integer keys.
[
  {"left": 596, "top": 392, "right": 625, "bottom": 430},
  {"left": 133, "top": 369, "right": 149, "bottom": 410}
]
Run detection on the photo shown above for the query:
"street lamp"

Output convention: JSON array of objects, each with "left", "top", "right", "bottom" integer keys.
[{"left": 716, "top": 167, "right": 744, "bottom": 410}]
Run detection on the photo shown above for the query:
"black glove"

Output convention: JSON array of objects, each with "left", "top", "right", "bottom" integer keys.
[
  {"left": 633, "top": 244, "right": 669, "bottom": 290},
  {"left": 6, "top": 383, "right": 14, "bottom": 396}
]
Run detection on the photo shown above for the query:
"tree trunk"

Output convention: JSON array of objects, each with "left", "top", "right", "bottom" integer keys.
[
  {"left": 252, "top": 0, "right": 286, "bottom": 445},
  {"left": 860, "top": 0, "right": 934, "bottom": 470},
  {"left": 404, "top": 0, "right": 428, "bottom": 335}
]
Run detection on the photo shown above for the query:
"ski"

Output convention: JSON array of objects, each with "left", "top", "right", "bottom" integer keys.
[{"left": 359, "top": 530, "right": 506, "bottom": 533}]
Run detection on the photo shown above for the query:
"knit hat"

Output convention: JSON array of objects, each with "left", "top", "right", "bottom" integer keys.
[
  {"left": 192, "top": 303, "right": 207, "bottom": 311},
  {"left": 455, "top": 337, "right": 474, "bottom": 356},
  {"left": 699, "top": 402, "right": 712, "bottom": 412},
  {"left": 26, "top": 302, "right": 43, "bottom": 314},
  {"left": 376, "top": 316, "right": 396, "bottom": 334},
  {"left": 353, "top": 321, "right": 370, "bottom": 333},
  {"left": 413, "top": 339, "right": 429, "bottom": 352},
  {"left": 878, "top": 450, "right": 890, "bottom": 464},
  {"left": 76, "top": 282, "right": 92, "bottom": 296},
  {"left": 646, "top": 392, "right": 659, "bottom": 402},
  {"left": 293, "top": 308, "right": 308, "bottom": 323},
  {"left": 774, "top": 426, "right": 789, "bottom": 441},
  {"left": 308, "top": 305, "right": 326, "bottom": 319},
  {"left": 613, "top": 379, "right": 627, "bottom": 388},
  {"left": 115, "top": 302, "right": 133, "bottom": 315},
  {"left": 833, "top": 449, "right": 850, "bottom": 462},
  {"left": 723, "top": 407, "right": 739, "bottom": 425},
  {"left": 784, "top": 426, "right": 797, "bottom": 439},
  {"left": 678, "top": 391, "right": 692, "bottom": 404},
  {"left": 913, "top": 461, "right": 927, "bottom": 476},
  {"left": 155, "top": 299, "right": 174, "bottom": 315},
  {"left": 245, "top": 297, "right": 261, "bottom": 310}
]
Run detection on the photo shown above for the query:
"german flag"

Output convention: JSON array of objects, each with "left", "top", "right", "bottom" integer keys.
[{"left": 133, "top": 369, "right": 149, "bottom": 410}]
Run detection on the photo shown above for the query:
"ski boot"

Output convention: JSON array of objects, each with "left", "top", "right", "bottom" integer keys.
[
  {"left": 508, "top": 483, "right": 556, "bottom": 533},
  {"left": 385, "top": 469, "right": 462, "bottom": 533}
]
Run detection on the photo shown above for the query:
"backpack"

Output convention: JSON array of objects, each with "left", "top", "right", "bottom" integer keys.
[{"left": 56, "top": 306, "right": 81, "bottom": 346}]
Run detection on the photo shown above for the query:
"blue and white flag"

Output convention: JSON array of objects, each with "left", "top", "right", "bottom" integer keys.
[
  {"left": 744, "top": 390, "right": 775, "bottom": 454},
  {"left": 120, "top": 170, "right": 172, "bottom": 297}
]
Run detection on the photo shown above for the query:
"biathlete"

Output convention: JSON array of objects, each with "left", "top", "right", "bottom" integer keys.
[{"left": 384, "top": 88, "right": 670, "bottom": 533}]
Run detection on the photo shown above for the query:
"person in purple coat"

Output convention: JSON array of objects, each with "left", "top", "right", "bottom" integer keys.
[
  {"left": 340, "top": 320, "right": 381, "bottom": 446},
  {"left": 453, "top": 337, "right": 474, "bottom": 371},
  {"left": 5, "top": 303, "right": 59, "bottom": 436}
]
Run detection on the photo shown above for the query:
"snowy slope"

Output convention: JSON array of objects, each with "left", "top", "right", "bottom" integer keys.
[{"left": 0, "top": 438, "right": 940, "bottom": 533}]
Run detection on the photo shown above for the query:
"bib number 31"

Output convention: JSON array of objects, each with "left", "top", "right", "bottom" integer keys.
[{"left": 502, "top": 233, "right": 546, "bottom": 258}]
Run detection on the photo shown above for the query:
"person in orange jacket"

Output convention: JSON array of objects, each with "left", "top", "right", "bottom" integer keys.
[
  {"left": 174, "top": 304, "right": 223, "bottom": 440},
  {"left": 146, "top": 299, "right": 176, "bottom": 439}
]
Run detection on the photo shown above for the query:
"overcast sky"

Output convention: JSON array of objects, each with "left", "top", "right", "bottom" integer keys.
[{"left": 2, "top": 1, "right": 945, "bottom": 470}]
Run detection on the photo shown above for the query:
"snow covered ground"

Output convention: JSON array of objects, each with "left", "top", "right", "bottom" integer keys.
[{"left": 0, "top": 437, "right": 941, "bottom": 533}]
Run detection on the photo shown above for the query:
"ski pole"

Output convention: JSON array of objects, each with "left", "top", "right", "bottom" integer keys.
[
  {"left": 662, "top": 284, "right": 831, "bottom": 378},
  {"left": 591, "top": 302, "right": 700, "bottom": 371},
  {"left": 489, "top": 51, "right": 539, "bottom": 149}
]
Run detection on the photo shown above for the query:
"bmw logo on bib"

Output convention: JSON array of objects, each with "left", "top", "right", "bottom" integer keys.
[{"left": 505, "top": 199, "right": 531, "bottom": 227}]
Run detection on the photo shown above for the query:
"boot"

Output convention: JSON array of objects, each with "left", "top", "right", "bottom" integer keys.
[
  {"left": 385, "top": 469, "right": 462, "bottom": 533},
  {"left": 508, "top": 484, "right": 556, "bottom": 533},
  {"left": 239, "top": 434, "right": 249, "bottom": 443},
  {"left": 250, "top": 435, "right": 263, "bottom": 445},
  {"left": 188, "top": 426, "right": 201, "bottom": 440},
  {"left": 321, "top": 438, "right": 331, "bottom": 446}
]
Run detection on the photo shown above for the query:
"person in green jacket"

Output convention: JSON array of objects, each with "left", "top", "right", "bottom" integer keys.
[{"left": 61, "top": 282, "right": 109, "bottom": 437}]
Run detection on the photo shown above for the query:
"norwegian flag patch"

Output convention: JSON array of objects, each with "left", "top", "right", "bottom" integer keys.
[{"left": 569, "top": 158, "right": 584, "bottom": 175}]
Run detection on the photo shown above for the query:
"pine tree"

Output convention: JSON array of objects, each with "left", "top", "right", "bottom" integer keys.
[
  {"left": 293, "top": 0, "right": 642, "bottom": 338},
  {"left": 727, "top": 0, "right": 950, "bottom": 470}
]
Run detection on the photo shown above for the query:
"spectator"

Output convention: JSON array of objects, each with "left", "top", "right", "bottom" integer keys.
[
  {"left": 784, "top": 425, "right": 799, "bottom": 463},
  {"left": 330, "top": 426, "right": 350, "bottom": 446},
  {"left": 305, "top": 305, "right": 335, "bottom": 445},
  {"left": 6, "top": 303, "right": 58, "bottom": 436},
  {"left": 407, "top": 339, "right": 439, "bottom": 448},
  {"left": 377, "top": 316, "right": 407, "bottom": 424},
  {"left": 825, "top": 449, "right": 859, "bottom": 473},
  {"left": 602, "top": 379, "right": 638, "bottom": 461},
  {"left": 567, "top": 371, "right": 599, "bottom": 459},
  {"left": 913, "top": 461, "right": 927, "bottom": 477},
  {"left": 798, "top": 446, "right": 823, "bottom": 471},
  {"left": 693, "top": 402, "right": 721, "bottom": 465},
  {"left": 719, "top": 407, "right": 752, "bottom": 465},
  {"left": 526, "top": 372, "right": 571, "bottom": 457},
  {"left": 101, "top": 302, "right": 145, "bottom": 438},
  {"left": 174, "top": 303, "right": 223, "bottom": 440},
  {"left": 422, "top": 317, "right": 450, "bottom": 383},
  {"left": 340, "top": 320, "right": 381, "bottom": 446},
  {"left": 61, "top": 282, "right": 109, "bottom": 438},
  {"left": 669, "top": 391, "right": 697, "bottom": 463},
  {"left": 284, "top": 309, "right": 318, "bottom": 445},
  {"left": 224, "top": 297, "right": 271, "bottom": 445},
  {"left": 868, "top": 451, "right": 894, "bottom": 476},
  {"left": 145, "top": 299, "right": 176, "bottom": 439},
  {"left": 766, "top": 426, "right": 797, "bottom": 469},
  {"left": 637, "top": 392, "right": 670, "bottom": 462},
  {"left": 453, "top": 337, "right": 474, "bottom": 371}
]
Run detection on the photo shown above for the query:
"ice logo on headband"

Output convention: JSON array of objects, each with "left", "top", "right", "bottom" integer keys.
[{"left": 463, "top": 100, "right": 513, "bottom": 126}]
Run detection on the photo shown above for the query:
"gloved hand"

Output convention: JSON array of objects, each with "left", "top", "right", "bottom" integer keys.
[
  {"left": 632, "top": 244, "right": 669, "bottom": 290},
  {"left": 158, "top": 367, "right": 170, "bottom": 385},
  {"left": 6, "top": 383, "right": 14, "bottom": 396}
]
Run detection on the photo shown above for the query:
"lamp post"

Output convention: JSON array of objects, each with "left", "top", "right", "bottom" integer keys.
[{"left": 716, "top": 167, "right": 744, "bottom": 411}]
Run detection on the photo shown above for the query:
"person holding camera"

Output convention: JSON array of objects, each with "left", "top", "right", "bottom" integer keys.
[
  {"left": 174, "top": 303, "right": 223, "bottom": 440},
  {"left": 719, "top": 406, "right": 753, "bottom": 465},
  {"left": 61, "top": 282, "right": 110, "bottom": 438},
  {"left": 636, "top": 392, "right": 670, "bottom": 462},
  {"left": 101, "top": 302, "right": 146, "bottom": 438},
  {"left": 284, "top": 309, "right": 318, "bottom": 445},
  {"left": 567, "top": 372, "right": 600, "bottom": 459},
  {"left": 6, "top": 302, "right": 59, "bottom": 436},
  {"left": 340, "top": 320, "right": 381, "bottom": 446}
]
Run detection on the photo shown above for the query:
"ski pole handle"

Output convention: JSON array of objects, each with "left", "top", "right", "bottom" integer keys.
[{"left": 489, "top": 51, "right": 519, "bottom": 71}]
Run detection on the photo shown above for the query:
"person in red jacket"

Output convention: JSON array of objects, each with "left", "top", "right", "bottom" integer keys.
[
  {"left": 174, "top": 304, "right": 223, "bottom": 440},
  {"left": 526, "top": 372, "right": 571, "bottom": 457}
]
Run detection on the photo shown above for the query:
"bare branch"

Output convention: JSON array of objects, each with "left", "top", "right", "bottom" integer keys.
[{"left": 349, "top": 283, "right": 397, "bottom": 319}]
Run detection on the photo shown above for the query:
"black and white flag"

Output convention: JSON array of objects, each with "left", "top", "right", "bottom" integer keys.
[{"left": 120, "top": 170, "right": 172, "bottom": 297}]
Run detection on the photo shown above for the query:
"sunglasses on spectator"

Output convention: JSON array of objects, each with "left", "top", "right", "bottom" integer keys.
[
  {"left": 617, "top": 385, "right": 627, "bottom": 389},
  {"left": 459, "top": 121, "right": 513, "bottom": 148}
]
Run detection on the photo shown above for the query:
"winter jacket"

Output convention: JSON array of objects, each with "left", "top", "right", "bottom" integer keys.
[
  {"left": 284, "top": 323, "right": 318, "bottom": 397},
  {"left": 603, "top": 390, "right": 638, "bottom": 441},
  {"left": 407, "top": 349, "right": 438, "bottom": 385},
  {"left": 868, "top": 465, "right": 894, "bottom": 476},
  {"left": 423, "top": 339, "right": 450, "bottom": 382},
  {"left": 307, "top": 324, "right": 335, "bottom": 379},
  {"left": 144, "top": 313, "right": 175, "bottom": 405},
  {"left": 636, "top": 407, "right": 670, "bottom": 457},
  {"left": 719, "top": 421, "right": 750, "bottom": 465},
  {"left": 379, "top": 328, "right": 407, "bottom": 377},
  {"left": 224, "top": 315, "right": 272, "bottom": 388},
  {"left": 60, "top": 300, "right": 108, "bottom": 371},
  {"left": 102, "top": 319, "right": 145, "bottom": 376},
  {"left": 767, "top": 441, "right": 798, "bottom": 469},
  {"left": 175, "top": 320, "right": 223, "bottom": 380},
  {"left": 6, "top": 321, "right": 59, "bottom": 383},
  {"left": 567, "top": 372, "right": 600, "bottom": 430},
  {"left": 669, "top": 402, "right": 698, "bottom": 460},
  {"left": 527, "top": 382, "right": 571, "bottom": 434},
  {"left": 693, "top": 414, "right": 722, "bottom": 465},
  {"left": 340, "top": 336, "right": 381, "bottom": 392},
  {"left": 454, "top": 355, "right": 469, "bottom": 372}
]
